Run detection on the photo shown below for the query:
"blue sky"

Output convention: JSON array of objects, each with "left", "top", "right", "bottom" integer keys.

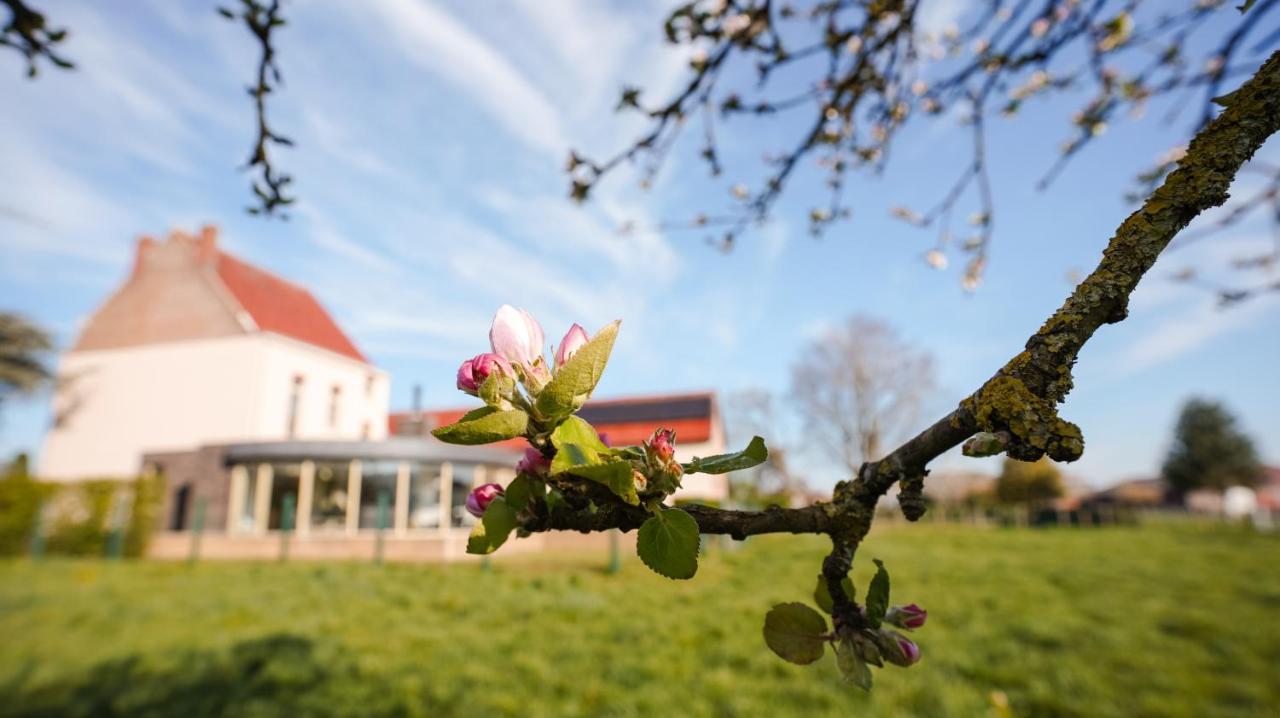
[{"left": 1, "top": 1, "right": 1276, "bottom": 489}]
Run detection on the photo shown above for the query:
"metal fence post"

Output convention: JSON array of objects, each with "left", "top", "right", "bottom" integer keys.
[
  {"left": 374, "top": 490, "right": 389, "bottom": 565},
  {"left": 279, "top": 493, "right": 295, "bottom": 563},
  {"left": 188, "top": 498, "right": 206, "bottom": 565},
  {"left": 28, "top": 500, "right": 47, "bottom": 561},
  {"left": 105, "top": 490, "right": 129, "bottom": 560}
]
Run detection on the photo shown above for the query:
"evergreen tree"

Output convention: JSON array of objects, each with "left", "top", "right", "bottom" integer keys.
[
  {"left": 1162, "top": 399, "right": 1262, "bottom": 496},
  {"left": 995, "top": 457, "right": 1064, "bottom": 506}
]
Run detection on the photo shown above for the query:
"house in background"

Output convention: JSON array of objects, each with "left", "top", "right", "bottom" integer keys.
[
  {"left": 40, "top": 226, "right": 389, "bottom": 480},
  {"left": 38, "top": 225, "right": 733, "bottom": 560},
  {"left": 390, "top": 391, "right": 730, "bottom": 502}
]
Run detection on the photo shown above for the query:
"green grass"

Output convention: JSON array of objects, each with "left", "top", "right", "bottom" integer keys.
[{"left": 2, "top": 523, "right": 1278, "bottom": 717}]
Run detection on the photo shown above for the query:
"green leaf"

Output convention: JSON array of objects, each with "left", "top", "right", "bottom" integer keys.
[
  {"left": 567, "top": 461, "right": 639, "bottom": 506},
  {"left": 547, "top": 416, "right": 638, "bottom": 505},
  {"left": 636, "top": 507, "right": 699, "bottom": 579},
  {"left": 865, "top": 559, "right": 891, "bottom": 628},
  {"left": 762, "top": 603, "right": 828, "bottom": 665},
  {"left": 1239, "top": 0, "right": 1257, "bottom": 13},
  {"left": 813, "top": 574, "right": 857, "bottom": 615},
  {"left": 431, "top": 408, "right": 528, "bottom": 445},
  {"left": 682, "top": 436, "right": 768, "bottom": 474},
  {"left": 834, "top": 637, "right": 873, "bottom": 690},
  {"left": 465, "top": 496, "right": 518, "bottom": 555},
  {"left": 549, "top": 416, "right": 611, "bottom": 474},
  {"left": 535, "top": 320, "right": 620, "bottom": 420},
  {"left": 504, "top": 474, "right": 532, "bottom": 514},
  {"left": 477, "top": 373, "right": 511, "bottom": 408}
]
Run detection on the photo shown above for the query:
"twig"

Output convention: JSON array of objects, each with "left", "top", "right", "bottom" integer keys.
[{"left": 219, "top": 0, "right": 294, "bottom": 217}]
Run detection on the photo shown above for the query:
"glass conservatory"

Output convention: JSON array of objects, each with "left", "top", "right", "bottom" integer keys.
[{"left": 217, "top": 438, "right": 518, "bottom": 537}]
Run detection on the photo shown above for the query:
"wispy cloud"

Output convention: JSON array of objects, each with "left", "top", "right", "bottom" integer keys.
[
  {"left": 1116, "top": 292, "right": 1277, "bottom": 373},
  {"left": 353, "top": 0, "right": 567, "bottom": 156}
]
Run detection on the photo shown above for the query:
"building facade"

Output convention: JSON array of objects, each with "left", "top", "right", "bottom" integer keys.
[
  {"left": 39, "top": 226, "right": 732, "bottom": 560},
  {"left": 40, "top": 226, "right": 389, "bottom": 479}
]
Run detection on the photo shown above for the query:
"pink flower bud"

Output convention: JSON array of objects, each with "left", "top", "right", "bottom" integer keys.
[
  {"left": 489, "top": 305, "right": 545, "bottom": 369},
  {"left": 648, "top": 428, "right": 676, "bottom": 461},
  {"left": 456, "top": 359, "right": 478, "bottom": 394},
  {"left": 455, "top": 353, "right": 513, "bottom": 395},
  {"left": 898, "top": 636, "right": 921, "bottom": 665},
  {"left": 886, "top": 603, "right": 928, "bottom": 630},
  {"left": 873, "top": 630, "right": 921, "bottom": 667},
  {"left": 516, "top": 448, "right": 551, "bottom": 477},
  {"left": 554, "top": 323, "right": 590, "bottom": 368},
  {"left": 465, "top": 483, "right": 504, "bottom": 518}
]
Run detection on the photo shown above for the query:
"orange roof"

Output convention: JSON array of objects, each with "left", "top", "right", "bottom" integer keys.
[
  {"left": 390, "top": 392, "right": 717, "bottom": 448},
  {"left": 215, "top": 252, "right": 367, "bottom": 363}
]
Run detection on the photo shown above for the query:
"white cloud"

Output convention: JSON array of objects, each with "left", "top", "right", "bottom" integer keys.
[
  {"left": 1116, "top": 290, "right": 1278, "bottom": 374},
  {"left": 355, "top": 0, "right": 568, "bottom": 157},
  {"left": 1111, "top": 228, "right": 1278, "bottom": 374},
  {"left": 296, "top": 207, "right": 400, "bottom": 274}
]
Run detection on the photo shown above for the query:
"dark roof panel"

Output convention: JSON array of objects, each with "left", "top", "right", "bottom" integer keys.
[{"left": 577, "top": 395, "right": 712, "bottom": 424}]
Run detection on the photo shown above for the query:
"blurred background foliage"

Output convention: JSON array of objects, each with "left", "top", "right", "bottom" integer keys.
[{"left": 0, "top": 455, "right": 163, "bottom": 558}]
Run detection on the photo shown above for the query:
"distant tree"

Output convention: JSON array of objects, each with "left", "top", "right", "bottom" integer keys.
[
  {"left": 0, "top": 312, "right": 53, "bottom": 400},
  {"left": 790, "top": 315, "right": 934, "bottom": 473},
  {"left": 994, "top": 456, "right": 1065, "bottom": 505},
  {"left": 1161, "top": 398, "right": 1263, "bottom": 496},
  {"left": 728, "top": 389, "right": 804, "bottom": 506}
]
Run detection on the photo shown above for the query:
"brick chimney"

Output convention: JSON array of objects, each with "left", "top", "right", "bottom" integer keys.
[
  {"left": 132, "top": 235, "right": 157, "bottom": 277},
  {"left": 195, "top": 224, "right": 219, "bottom": 264}
]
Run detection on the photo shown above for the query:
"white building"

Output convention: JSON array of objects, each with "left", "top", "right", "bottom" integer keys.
[{"left": 39, "top": 226, "right": 389, "bottom": 480}]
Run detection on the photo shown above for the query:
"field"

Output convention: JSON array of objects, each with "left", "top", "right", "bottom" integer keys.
[{"left": 2, "top": 523, "right": 1278, "bottom": 718}]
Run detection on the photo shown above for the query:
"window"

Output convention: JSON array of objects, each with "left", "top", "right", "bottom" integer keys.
[
  {"left": 267, "top": 462, "right": 301, "bottom": 530},
  {"left": 310, "top": 461, "right": 350, "bottom": 531},
  {"left": 236, "top": 463, "right": 265, "bottom": 533},
  {"left": 450, "top": 464, "right": 477, "bottom": 527},
  {"left": 170, "top": 484, "right": 191, "bottom": 531},
  {"left": 286, "top": 375, "right": 304, "bottom": 437},
  {"left": 358, "top": 461, "right": 399, "bottom": 530},
  {"left": 407, "top": 463, "right": 442, "bottom": 529},
  {"left": 328, "top": 385, "right": 341, "bottom": 428}
]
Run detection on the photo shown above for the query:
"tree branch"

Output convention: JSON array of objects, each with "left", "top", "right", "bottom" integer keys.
[
  {"left": 525, "top": 50, "right": 1280, "bottom": 580},
  {"left": 1, "top": 0, "right": 73, "bottom": 77},
  {"left": 219, "top": 0, "right": 294, "bottom": 217}
]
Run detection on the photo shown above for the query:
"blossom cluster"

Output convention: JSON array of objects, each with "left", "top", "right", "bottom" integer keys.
[{"left": 455, "top": 304, "right": 588, "bottom": 400}]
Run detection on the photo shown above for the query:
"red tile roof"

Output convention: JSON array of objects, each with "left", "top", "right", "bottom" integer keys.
[{"left": 215, "top": 252, "right": 367, "bottom": 363}]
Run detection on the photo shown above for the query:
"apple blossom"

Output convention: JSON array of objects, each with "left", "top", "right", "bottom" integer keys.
[
  {"left": 648, "top": 428, "right": 676, "bottom": 462},
  {"left": 873, "top": 630, "right": 921, "bottom": 667},
  {"left": 554, "top": 323, "right": 590, "bottom": 369},
  {"left": 489, "top": 305, "right": 545, "bottom": 370},
  {"left": 885, "top": 603, "right": 928, "bottom": 630},
  {"left": 516, "top": 447, "right": 551, "bottom": 477},
  {"left": 455, "top": 353, "right": 513, "bottom": 395},
  {"left": 465, "top": 483, "right": 504, "bottom": 518}
]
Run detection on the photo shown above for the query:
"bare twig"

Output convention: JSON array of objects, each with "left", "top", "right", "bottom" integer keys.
[
  {"left": 219, "top": 0, "right": 294, "bottom": 217},
  {"left": 574, "top": 0, "right": 1278, "bottom": 290},
  {"left": 0, "top": 0, "right": 73, "bottom": 77}
]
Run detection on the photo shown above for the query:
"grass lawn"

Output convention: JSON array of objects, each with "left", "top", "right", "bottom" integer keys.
[{"left": 2, "top": 523, "right": 1278, "bottom": 717}]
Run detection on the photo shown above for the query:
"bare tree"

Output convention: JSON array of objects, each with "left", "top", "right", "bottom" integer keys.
[
  {"left": 790, "top": 315, "right": 934, "bottom": 474},
  {"left": 728, "top": 388, "right": 804, "bottom": 504}
]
